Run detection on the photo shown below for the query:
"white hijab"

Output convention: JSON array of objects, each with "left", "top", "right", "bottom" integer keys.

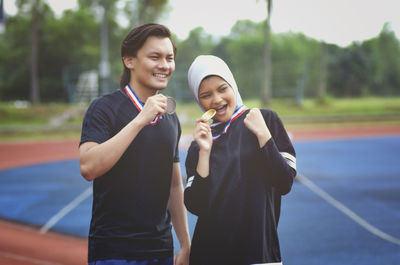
[{"left": 187, "top": 55, "right": 243, "bottom": 111}]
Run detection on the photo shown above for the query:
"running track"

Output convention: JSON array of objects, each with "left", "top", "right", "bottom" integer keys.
[{"left": 0, "top": 124, "right": 399, "bottom": 264}]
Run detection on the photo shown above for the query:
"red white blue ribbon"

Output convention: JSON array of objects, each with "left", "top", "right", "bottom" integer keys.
[
  {"left": 124, "top": 85, "right": 161, "bottom": 125},
  {"left": 210, "top": 105, "right": 247, "bottom": 140}
]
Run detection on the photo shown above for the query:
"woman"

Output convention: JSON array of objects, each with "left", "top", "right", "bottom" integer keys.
[{"left": 184, "top": 55, "right": 296, "bottom": 265}]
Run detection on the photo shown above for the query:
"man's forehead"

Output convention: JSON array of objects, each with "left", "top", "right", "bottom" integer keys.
[{"left": 140, "top": 36, "right": 174, "bottom": 53}]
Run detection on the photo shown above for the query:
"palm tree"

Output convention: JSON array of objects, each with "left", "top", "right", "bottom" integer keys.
[{"left": 261, "top": 0, "right": 272, "bottom": 106}]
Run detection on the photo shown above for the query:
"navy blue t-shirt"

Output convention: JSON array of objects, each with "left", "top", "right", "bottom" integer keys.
[{"left": 80, "top": 89, "right": 181, "bottom": 262}]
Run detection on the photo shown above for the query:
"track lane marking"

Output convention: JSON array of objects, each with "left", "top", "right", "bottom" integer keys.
[
  {"left": 39, "top": 187, "right": 92, "bottom": 234},
  {"left": 297, "top": 174, "right": 400, "bottom": 246}
]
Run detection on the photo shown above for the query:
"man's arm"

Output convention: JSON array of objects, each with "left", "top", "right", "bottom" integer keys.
[
  {"left": 169, "top": 162, "right": 190, "bottom": 265},
  {"left": 79, "top": 117, "right": 146, "bottom": 181},
  {"left": 79, "top": 94, "right": 167, "bottom": 181}
]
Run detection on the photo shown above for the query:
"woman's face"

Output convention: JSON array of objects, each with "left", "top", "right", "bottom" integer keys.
[{"left": 198, "top": 75, "right": 236, "bottom": 123}]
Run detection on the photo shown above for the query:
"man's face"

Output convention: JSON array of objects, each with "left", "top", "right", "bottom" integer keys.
[{"left": 129, "top": 36, "right": 175, "bottom": 92}]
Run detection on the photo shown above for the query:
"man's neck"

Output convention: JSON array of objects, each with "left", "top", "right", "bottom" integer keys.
[{"left": 128, "top": 82, "right": 157, "bottom": 103}]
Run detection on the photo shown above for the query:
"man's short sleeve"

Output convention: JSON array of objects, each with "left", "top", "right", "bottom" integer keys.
[{"left": 80, "top": 97, "right": 113, "bottom": 146}]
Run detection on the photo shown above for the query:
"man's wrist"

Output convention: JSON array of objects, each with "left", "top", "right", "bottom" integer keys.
[
  {"left": 180, "top": 241, "right": 191, "bottom": 252},
  {"left": 131, "top": 115, "right": 146, "bottom": 129}
]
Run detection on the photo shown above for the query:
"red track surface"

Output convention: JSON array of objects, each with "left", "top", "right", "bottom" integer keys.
[
  {"left": 0, "top": 139, "right": 79, "bottom": 171},
  {"left": 0, "top": 124, "right": 399, "bottom": 264},
  {"left": 0, "top": 220, "right": 87, "bottom": 265}
]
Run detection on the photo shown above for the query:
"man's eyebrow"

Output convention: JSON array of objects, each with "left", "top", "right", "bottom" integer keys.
[
  {"left": 147, "top": 51, "right": 160, "bottom": 55},
  {"left": 147, "top": 51, "right": 174, "bottom": 57}
]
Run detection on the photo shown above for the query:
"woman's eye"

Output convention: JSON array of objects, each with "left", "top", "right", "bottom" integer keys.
[{"left": 219, "top": 86, "right": 227, "bottom": 92}]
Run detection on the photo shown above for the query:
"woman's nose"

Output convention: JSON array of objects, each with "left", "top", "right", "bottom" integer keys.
[{"left": 212, "top": 93, "right": 223, "bottom": 105}]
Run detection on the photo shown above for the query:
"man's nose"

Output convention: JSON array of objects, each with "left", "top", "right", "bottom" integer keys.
[{"left": 158, "top": 59, "right": 169, "bottom": 69}]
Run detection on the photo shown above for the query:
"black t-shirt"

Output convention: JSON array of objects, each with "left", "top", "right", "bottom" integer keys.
[
  {"left": 80, "top": 89, "right": 181, "bottom": 262},
  {"left": 184, "top": 108, "right": 296, "bottom": 265}
]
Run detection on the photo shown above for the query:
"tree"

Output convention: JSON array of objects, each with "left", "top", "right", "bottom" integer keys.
[
  {"left": 317, "top": 42, "right": 327, "bottom": 101},
  {"left": 13, "top": 0, "right": 53, "bottom": 103},
  {"left": 123, "top": 0, "right": 170, "bottom": 25},
  {"left": 167, "top": 27, "right": 215, "bottom": 101},
  {"left": 226, "top": 20, "right": 264, "bottom": 99},
  {"left": 270, "top": 32, "right": 320, "bottom": 99},
  {"left": 15, "top": 0, "right": 48, "bottom": 103},
  {"left": 374, "top": 23, "right": 400, "bottom": 95}
]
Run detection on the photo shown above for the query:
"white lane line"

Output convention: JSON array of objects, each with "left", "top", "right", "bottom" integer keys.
[
  {"left": 39, "top": 187, "right": 92, "bottom": 234},
  {"left": 0, "top": 250, "right": 62, "bottom": 265},
  {"left": 297, "top": 174, "right": 400, "bottom": 246}
]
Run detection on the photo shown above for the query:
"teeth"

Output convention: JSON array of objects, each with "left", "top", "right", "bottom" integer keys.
[
  {"left": 154, "top": 74, "right": 167, "bottom": 78},
  {"left": 216, "top": 105, "right": 226, "bottom": 111}
]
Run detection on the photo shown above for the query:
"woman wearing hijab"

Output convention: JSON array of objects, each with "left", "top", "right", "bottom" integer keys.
[{"left": 184, "top": 55, "right": 296, "bottom": 265}]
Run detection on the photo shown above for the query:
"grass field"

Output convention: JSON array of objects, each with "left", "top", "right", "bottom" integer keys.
[{"left": 0, "top": 97, "right": 400, "bottom": 141}]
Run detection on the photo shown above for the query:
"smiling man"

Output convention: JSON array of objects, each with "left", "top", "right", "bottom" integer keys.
[{"left": 79, "top": 24, "right": 190, "bottom": 265}]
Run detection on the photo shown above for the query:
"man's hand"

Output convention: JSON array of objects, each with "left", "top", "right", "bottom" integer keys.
[{"left": 136, "top": 94, "right": 167, "bottom": 125}]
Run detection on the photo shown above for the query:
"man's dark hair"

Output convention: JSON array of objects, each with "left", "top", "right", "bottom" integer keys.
[{"left": 120, "top": 23, "right": 177, "bottom": 88}]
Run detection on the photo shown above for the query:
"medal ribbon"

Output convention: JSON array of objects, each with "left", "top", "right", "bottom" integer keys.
[
  {"left": 124, "top": 85, "right": 161, "bottom": 125},
  {"left": 210, "top": 105, "right": 247, "bottom": 140}
]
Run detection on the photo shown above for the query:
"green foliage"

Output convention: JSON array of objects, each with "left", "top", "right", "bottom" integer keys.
[
  {"left": 227, "top": 22, "right": 264, "bottom": 98},
  {"left": 0, "top": 102, "right": 72, "bottom": 125},
  {"left": 166, "top": 27, "right": 215, "bottom": 101},
  {"left": 123, "top": 0, "right": 170, "bottom": 25},
  {"left": 1, "top": 2, "right": 400, "bottom": 103}
]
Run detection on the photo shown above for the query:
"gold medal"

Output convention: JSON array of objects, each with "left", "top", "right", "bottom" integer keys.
[{"left": 201, "top": 109, "right": 216, "bottom": 121}]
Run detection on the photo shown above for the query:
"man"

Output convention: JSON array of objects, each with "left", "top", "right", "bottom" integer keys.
[{"left": 79, "top": 23, "right": 190, "bottom": 265}]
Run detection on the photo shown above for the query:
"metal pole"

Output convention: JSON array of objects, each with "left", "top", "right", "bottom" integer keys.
[
  {"left": 99, "top": 0, "right": 110, "bottom": 95},
  {"left": 0, "top": 0, "right": 6, "bottom": 34},
  {"left": 30, "top": 0, "right": 40, "bottom": 104}
]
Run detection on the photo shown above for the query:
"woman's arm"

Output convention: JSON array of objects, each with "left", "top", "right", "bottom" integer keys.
[
  {"left": 243, "top": 108, "right": 272, "bottom": 147},
  {"left": 194, "top": 118, "right": 212, "bottom": 177},
  {"left": 184, "top": 119, "right": 213, "bottom": 216},
  {"left": 244, "top": 108, "right": 296, "bottom": 194}
]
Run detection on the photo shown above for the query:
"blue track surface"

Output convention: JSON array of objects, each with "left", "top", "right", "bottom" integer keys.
[{"left": 1, "top": 136, "right": 399, "bottom": 264}]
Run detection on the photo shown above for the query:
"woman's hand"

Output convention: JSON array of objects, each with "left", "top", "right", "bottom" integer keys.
[
  {"left": 244, "top": 108, "right": 272, "bottom": 147},
  {"left": 193, "top": 118, "right": 213, "bottom": 152},
  {"left": 194, "top": 118, "right": 212, "bottom": 178}
]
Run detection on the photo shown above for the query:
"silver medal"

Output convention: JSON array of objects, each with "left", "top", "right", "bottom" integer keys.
[{"left": 166, "top": 96, "right": 176, "bottom": 114}]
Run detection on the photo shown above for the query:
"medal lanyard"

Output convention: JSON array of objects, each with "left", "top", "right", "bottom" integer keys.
[
  {"left": 210, "top": 105, "right": 247, "bottom": 140},
  {"left": 124, "top": 85, "right": 161, "bottom": 125}
]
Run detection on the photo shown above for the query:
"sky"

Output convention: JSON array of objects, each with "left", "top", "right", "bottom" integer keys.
[{"left": 3, "top": 0, "right": 400, "bottom": 47}]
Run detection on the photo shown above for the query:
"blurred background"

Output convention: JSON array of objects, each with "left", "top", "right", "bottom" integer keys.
[
  {"left": 1, "top": 1, "right": 400, "bottom": 264},
  {"left": 0, "top": 0, "right": 399, "bottom": 138}
]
